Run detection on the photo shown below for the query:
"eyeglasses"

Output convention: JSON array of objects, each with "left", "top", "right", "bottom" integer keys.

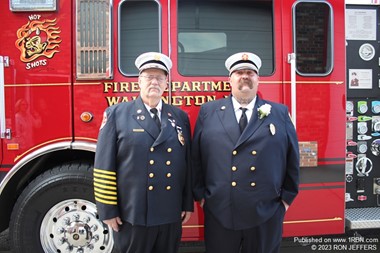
[
  {"left": 140, "top": 75, "right": 166, "bottom": 83},
  {"left": 233, "top": 70, "right": 257, "bottom": 77}
]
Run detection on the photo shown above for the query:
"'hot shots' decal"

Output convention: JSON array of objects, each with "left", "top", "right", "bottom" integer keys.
[{"left": 15, "top": 16, "right": 62, "bottom": 69}]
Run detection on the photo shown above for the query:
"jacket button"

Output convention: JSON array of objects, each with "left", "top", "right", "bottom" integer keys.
[
  {"left": 231, "top": 181, "right": 237, "bottom": 187},
  {"left": 166, "top": 186, "right": 171, "bottom": 190},
  {"left": 149, "top": 173, "right": 154, "bottom": 178},
  {"left": 148, "top": 185, "right": 154, "bottom": 191},
  {"left": 232, "top": 150, "right": 237, "bottom": 155},
  {"left": 166, "top": 161, "right": 171, "bottom": 166},
  {"left": 150, "top": 147, "right": 154, "bottom": 152},
  {"left": 252, "top": 151, "right": 257, "bottom": 155},
  {"left": 149, "top": 160, "right": 154, "bottom": 165},
  {"left": 167, "top": 148, "right": 172, "bottom": 152},
  {"left": 167, "top": 173, "right": 172, "bottom": 178},
  {"left": 251, "top": 182, "right": 256, "bottom": 187},
  {"left": 232, "top": 166, "right": 237, "bottom": 171},
  {"left": 250, "top": 166, "right": 256, "bottom": 171}
]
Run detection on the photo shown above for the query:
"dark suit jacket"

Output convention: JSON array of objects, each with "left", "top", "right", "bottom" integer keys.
[
  {"left": 94, "top": 97, "right": 193, "bottom": 226},
  {"left": 192, "top": 95, "right": 299, "bottom": 230}
]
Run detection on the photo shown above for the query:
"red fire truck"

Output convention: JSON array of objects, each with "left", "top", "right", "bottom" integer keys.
[{"left": 0, "top": 0, "right": 379, "bottom": 252}]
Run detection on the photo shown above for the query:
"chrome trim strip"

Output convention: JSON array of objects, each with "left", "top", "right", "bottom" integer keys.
[
  {"left": 0, "top": 56, "right": 6, "bottom": 138},
  {"left": 0, "top": 141, "right": 96, "bottom": 195}
]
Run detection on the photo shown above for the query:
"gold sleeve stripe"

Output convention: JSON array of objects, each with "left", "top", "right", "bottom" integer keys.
[
  {"left": 94, "top": 187, "right": 117, "bottom": 195},
  {"left": 94, "top": 172, "right": 116, "bottom": 181},
  {"left": 95, "top": 197, "right": 117, "bottom": 205},
  {"left": 94, "top": 177, "right": 117, "bottom": 185},
  {"left": 94, "top": 182, "right": 117, "bottom": 190},
  {"left": 94, "top": 191, "right": 118, "bottom": 200},
  {"left": 93, "top": 168, "right": 117, "bottom": 176}
]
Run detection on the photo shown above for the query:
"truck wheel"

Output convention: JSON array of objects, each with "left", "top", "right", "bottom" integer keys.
[{"left": 9, "top": 162, "right": 115, "bottom": 253}]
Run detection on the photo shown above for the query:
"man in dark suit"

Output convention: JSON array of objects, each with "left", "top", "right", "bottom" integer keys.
[
  {"left": 192, "top": 52, "right": 300, "bottom": 253},
  {"left": 94, "top": 52, "right": 193, "bottom": 253}
]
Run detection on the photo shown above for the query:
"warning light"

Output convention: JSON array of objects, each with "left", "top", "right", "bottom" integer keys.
[{"left": 80, "top": 112, "right": 93, "bottom": 123}]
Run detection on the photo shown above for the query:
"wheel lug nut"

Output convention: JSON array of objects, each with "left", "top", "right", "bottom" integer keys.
[
  {"left": 63, "top": 217, "right": 71, "bottom": 225},
  {"left": 93, "top": 235, "right": 99, "bottom": 242},
  {"left": 73, "top": 214, "right": 80, "bottom": 221},
  {"left": 91, "top": 224, "right": 98, "bottom": 232}
]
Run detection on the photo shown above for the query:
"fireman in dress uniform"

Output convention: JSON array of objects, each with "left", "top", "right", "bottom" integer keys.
[
  {"left": 192, "top": 52, "right": 300, "bottom": 253},
  {"left": 93, "top": 52, "right": 193, "bottom": 253}
]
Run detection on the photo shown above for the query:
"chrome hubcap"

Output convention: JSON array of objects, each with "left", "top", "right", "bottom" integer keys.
[{"left": 40, "top": 199, "right": 113, "bottom": 252}]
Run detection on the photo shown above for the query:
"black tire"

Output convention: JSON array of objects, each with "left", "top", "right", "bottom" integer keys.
[{"left": 9, "top": 162, "right": 115, "bottom": 253}]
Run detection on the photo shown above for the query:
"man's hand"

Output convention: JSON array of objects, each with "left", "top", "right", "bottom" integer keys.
[
  {"left": 181, "top": 211, "right": 192, "bottom": 224},
  {"left": 282, "top": 200, "right": 289, "bottom": 211},
  {"left": 103, "top": 217, "right": 123, "bottom": 232},
  {"left": 198, "top": 198, "right": 205, "bottom": 208}
]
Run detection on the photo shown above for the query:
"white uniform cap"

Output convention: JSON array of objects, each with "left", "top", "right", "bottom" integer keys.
[
  {"left": 135, "top": 52, "right": 172, "bottom": 74},
  {"left": 225, "top": 52, "right": 262, "bottom": 75}
]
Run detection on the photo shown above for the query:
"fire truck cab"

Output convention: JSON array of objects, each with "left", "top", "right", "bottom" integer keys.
[{"left": 0, "top": 0, "right": 379, "bottom": 252}]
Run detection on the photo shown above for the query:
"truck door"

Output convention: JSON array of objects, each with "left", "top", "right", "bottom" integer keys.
[
  {"left": 173, "top": 0, "right": 283, "bottom": 240},
  {"left": 0, "top": 0, "right": 73, "bottom": 167},
  {"left": 281, "top": 0, "right": 347, "bottom": 236}
]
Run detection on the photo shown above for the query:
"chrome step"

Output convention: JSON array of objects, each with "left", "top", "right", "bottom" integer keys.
[{"left": 346, "top": 207, "right": 380, "bottom": 229}]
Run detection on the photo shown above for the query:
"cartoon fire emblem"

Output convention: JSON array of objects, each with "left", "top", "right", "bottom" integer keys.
[{"left": 15, "top": 18, "right": 62, "bottom": 63}]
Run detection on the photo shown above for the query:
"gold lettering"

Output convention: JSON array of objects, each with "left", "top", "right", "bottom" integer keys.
[
  {"left": 183, "top": 96, "right": 192, "bottom": 106},
  {"left": 203, "top": 81, "right": 211, "bottom": 91},
  {"left": 171, "top": 96, "right": 183, "bottom": 106},
  {"left": 131, "top": 82, "right": 140, "bottom": 92},
  {"left": 192, "top": 81, "right": 201, "bottom": 91},
  {"left": 105, "top": 96, "right": 138, "bottom": 106},
  {"left": 103, "top": 80, "right": 231, "bottom": 93},
  {"left": 162, "top": 96, "right": 169, "bottom": 104},
  {"left": 106, "top": 96, "right": 123, "bottom": 106},
  {"left": 211, "top": 81, "right": 222, "bottom": 91},
  {"left": 103, "top": 82, "right": 141, "bottom": 93},
  {"left": 171, "top": 81, "right": 182, "bottom": 91},
  {"left": 171, "top": 95, "right": 217, "bottom": 106},
  {"left": 194, "top": 95, "right": 216, "bottom": 105},
  {"left": 223, "top": 81, "right": 231, "bottom": 91},
  {"left": 182, "top": 82, "right": 191, "bottom": 92},
  {"left": 103, "top": 82, "right": 114, "bottom": 93},
  {"left": 104, "top": 95, "right": 219, "bottom": 107},
  {"left": 119, "top": 82, "right": 129, "bottom": 92}
]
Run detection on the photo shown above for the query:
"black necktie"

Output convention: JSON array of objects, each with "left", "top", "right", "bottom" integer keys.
[
  {"left": 239, "top": 107, "right": 248, "bottom": 133},
  {"left": 150, "top": 108, "right": 161, "bottom": 128}
]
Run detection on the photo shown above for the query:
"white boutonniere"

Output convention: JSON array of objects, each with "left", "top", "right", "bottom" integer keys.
[{"left": 258, "top": 103, "right": 271, "bottom": 119}]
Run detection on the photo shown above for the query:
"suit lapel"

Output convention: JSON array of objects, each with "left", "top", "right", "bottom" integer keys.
[
  {"left": 235, "top": 97, "right": 266, "bottom": 148},
  {"left": 152, "top": 104, "right": 173, "bottom": 147},
  {"left": 133, "top": 97, "right": 160, "bottom": 139},
  {"left": 216, "top": 98, "right": 241, "bottom": 144}
]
